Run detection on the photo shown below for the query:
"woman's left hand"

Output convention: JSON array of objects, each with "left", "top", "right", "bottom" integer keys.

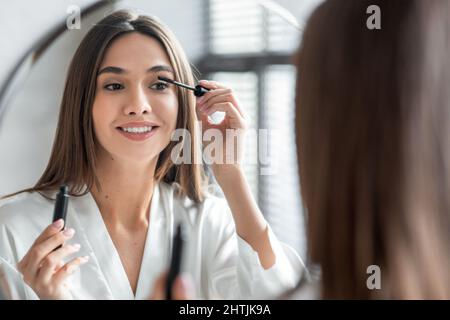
[{"left": 196, "top": 80, "right": 248, "bottom": 177}]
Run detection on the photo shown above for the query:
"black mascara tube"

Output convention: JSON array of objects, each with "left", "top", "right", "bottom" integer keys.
[
  {"left": 166, "top": 223, "right": 186, "bottom": 300},
  {"left": 53, "top": 185, "right": 69, "bottom": 228},
  {"left": 52, "top": 185, "right": 69, "bottom": 250}
]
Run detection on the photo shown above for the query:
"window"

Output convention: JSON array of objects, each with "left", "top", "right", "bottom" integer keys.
[
  {"left": 197, "top": 0, "right": 321, "bottom": 257},
  {"left": 208, "top": 0, "right": 301, "bottom": 54},
  {"left": 208, "top": 72, "right": 260, "bottom": 198}
]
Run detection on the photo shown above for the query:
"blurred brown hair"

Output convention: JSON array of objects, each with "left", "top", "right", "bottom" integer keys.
[{"left": 295, "top": 0, "right": 450, "bottom": 298}]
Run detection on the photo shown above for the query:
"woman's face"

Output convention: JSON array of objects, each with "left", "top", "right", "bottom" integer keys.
[{"left": 92, "top": 32, "right": 178, "bottom": 164}]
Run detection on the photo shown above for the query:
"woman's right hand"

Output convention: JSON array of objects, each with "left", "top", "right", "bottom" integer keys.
[
  {"left": 17, "top": 219, "right": 89, "bottom": 300},
  {"left": 149, "top": 271, "right": 194, "bottom": 300}
]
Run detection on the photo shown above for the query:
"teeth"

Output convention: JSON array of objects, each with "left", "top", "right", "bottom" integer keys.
[{"left": 121, "top": 126, "right": 153, "bottom": 133}]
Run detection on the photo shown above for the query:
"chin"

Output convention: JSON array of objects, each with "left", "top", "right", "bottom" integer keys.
[{"left": 105, "top": 145, "right": 159, "bottom": 163}]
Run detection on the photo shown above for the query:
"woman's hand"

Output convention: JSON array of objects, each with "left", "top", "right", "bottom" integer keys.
[
  {"left": 196, "top": 80, "right": 247, "bottom": 178},
  {"left": 17, "top": 219, "right": 89, "bottom": 300},
  {"left": 149, "top": 271, "right": 194, "bottom": 300},
  {"left": 196, "top": 81, "right": 275, "bottom": 269}
]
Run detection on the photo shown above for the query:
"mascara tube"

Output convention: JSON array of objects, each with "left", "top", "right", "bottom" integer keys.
[
  {"left": 53, "top": 185, "right": 69, "bottom": 230},
  {"left": 52, "top": 185, "right": 69, "bottom": 251}
]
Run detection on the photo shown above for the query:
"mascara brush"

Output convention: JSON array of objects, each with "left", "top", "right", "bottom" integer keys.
[{"left": 158, "top": 76, "right": 210, "bottom": 97}]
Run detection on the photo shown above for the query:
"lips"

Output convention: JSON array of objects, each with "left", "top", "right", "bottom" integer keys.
[
  {"left": 116, "top": 121, "right": 160, "bottom": 141},
  {"left": 117, "top": 121, "right": 160, "bottom": 128}
]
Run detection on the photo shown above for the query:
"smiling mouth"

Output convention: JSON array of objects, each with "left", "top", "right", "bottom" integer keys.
[
  {"left": 117, "top": 126, "right": 157, "bottom": 134},
  {"left": 115, "top": 125, "right": 160, "bottom": 141}
]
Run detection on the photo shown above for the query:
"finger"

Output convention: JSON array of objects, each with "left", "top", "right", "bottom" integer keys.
[
  {"left": 149, "top": 272, "right": 168, "bottom": 300},
  {"left": 198, "top": 80, "right": 222, "bottom": 90},
  {"left": 19, "top": 219, "right": 65, "bottom": 270},
  {"left": 172, "top": 274, "right": 195, "bottom": 300},
  {"left": 198, "top": 89, "right": 246, "bottom": 119},
  {"left": 202, "top": 102, "right": 245, "bottom": 127},
  {"left": 200, "top": 79, "right": 230, "bottom": 90},
  {"left": 195, "top": 106, "right": 208, "bottom": 125},
  {"left": 200, "top": 93, "right": 246, "bottom": 120},
  {"left": 198, "top": 91, "right": 232, "bottom": 110},
  {"left": 33, "top": 219, "right": 65, "bottom": 246},
  {"left": 197, "top": 88, "right": 231, "bottom": 107},
  {"left": 37, "top": 244, "right": 82, "bottom": 284},
  {"left": 26, "top": 228, "right": 76, "bottom": 277},
  {"left": 52, "top": 255, "right": 90, "bottom": 285},
  {"left": 195, "top": 103, "right": 214, "bottom": 129}
]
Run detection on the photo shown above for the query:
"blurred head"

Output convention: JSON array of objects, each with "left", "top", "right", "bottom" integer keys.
[
  {"left": 25, "top": 10, "right": 205, "bottom": 202},
  {"left": 295, "top": 0, "right": 450, "bottom": 298}
]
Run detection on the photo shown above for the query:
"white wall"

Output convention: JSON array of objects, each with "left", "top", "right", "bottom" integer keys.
[
  {"left": 0, "top": 0, "right": 96, "bottom": 100},
  {"left": 0, "top": 4, "right": 113, "bottom": 195}
]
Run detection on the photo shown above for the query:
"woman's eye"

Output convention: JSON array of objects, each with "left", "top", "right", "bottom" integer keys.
[
  {"left": 104, "top": 83, "right": 124, "bottom": 91},
  {"left": 150, "top": 82, "right": 170, "bottom": 91}
]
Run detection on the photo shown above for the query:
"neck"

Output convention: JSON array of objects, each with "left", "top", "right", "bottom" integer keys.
[{"left": 91, "top": 151, "right": 158, "bottom": 230}]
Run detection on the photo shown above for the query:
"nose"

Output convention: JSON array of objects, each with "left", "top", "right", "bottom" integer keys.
[{"left": 124, "top": 87, "right": 152, "bottom": 116}]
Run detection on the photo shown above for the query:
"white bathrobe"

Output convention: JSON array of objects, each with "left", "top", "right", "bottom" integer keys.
[{"left": 0, "top": 182, "right": 304, "bottom": 300}]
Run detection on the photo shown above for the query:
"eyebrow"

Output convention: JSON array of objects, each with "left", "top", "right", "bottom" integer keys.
[{"left": 97, "top": 65, "right": 174, "bottom": 76}]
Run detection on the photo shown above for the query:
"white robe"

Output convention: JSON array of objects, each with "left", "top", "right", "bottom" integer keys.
[{"left": 0, "top": 182, "right": 304, "bottom": 300}]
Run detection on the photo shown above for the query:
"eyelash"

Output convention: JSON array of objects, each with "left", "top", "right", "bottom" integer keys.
[
  {"left": 104, "top": 83, "right": 123, "bottom": 91},
  {"left": 151, "top": 82, "right": 170, "bottom": 91},
  {"left": 103, "top": 82, "right": 170, "bottom": 92}
]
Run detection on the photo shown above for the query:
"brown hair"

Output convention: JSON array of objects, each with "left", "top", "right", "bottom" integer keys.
[
  {"left": 4, "top": 10, "right": 206, "bottom": 202},
  {"left": 295, "top": 0, "right": 450, "bottom": 298}
]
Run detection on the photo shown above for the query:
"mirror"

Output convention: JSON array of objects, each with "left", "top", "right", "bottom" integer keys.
[{"left": 0, "top": 0, "right": 323, "bottom": 277}]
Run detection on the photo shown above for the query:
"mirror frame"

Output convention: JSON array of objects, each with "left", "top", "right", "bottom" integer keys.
[{"left": 0, "top": 0, "right": 118, "bottom": 127}]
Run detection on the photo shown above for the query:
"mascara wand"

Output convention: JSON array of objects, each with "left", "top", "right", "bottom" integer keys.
[{"left": 158, "top": 76, "right": 210, "bottom": 97}]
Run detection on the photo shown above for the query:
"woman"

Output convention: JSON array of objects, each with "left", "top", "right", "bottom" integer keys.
[
  {"left": 292, "top": 0, "right": 450, "bottom": 299},
  {"left": 0, "top": 10, "right": 303, "bottom": 299}
]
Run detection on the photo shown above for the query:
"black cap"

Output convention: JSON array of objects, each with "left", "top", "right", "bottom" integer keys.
[
  {"left": 194, "top": 85, "right": 209, "bottom": 97},
  {"left": 59, "top": 185, "right": 68, "bottom": 194}
]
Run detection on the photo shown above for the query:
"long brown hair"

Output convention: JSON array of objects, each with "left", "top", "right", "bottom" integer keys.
[
  {"left": 4, "top": 10, "right": 206, "bottom": 202},
  {"left": 296, "top": 0, "right": 450, "bottom": 298}
]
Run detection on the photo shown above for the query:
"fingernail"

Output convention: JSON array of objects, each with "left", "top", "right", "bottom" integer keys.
[
  {"left": 175, "top": 276, "right": 187, "bottom": 291},
  {"left": 63, "top": 228, "right": 75, "bottom": 237},
  {"left": 52, "top": 219, "right": 64, "bottom": 229},
  {"left": 72, "top": 243, "right": 81, "bottom": 251},
  {"left": 181, "top": 273, "right": 194, "bottom": 288},
  {"left": 81, "top": 255, "right": 90, "bottom": 263}
]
